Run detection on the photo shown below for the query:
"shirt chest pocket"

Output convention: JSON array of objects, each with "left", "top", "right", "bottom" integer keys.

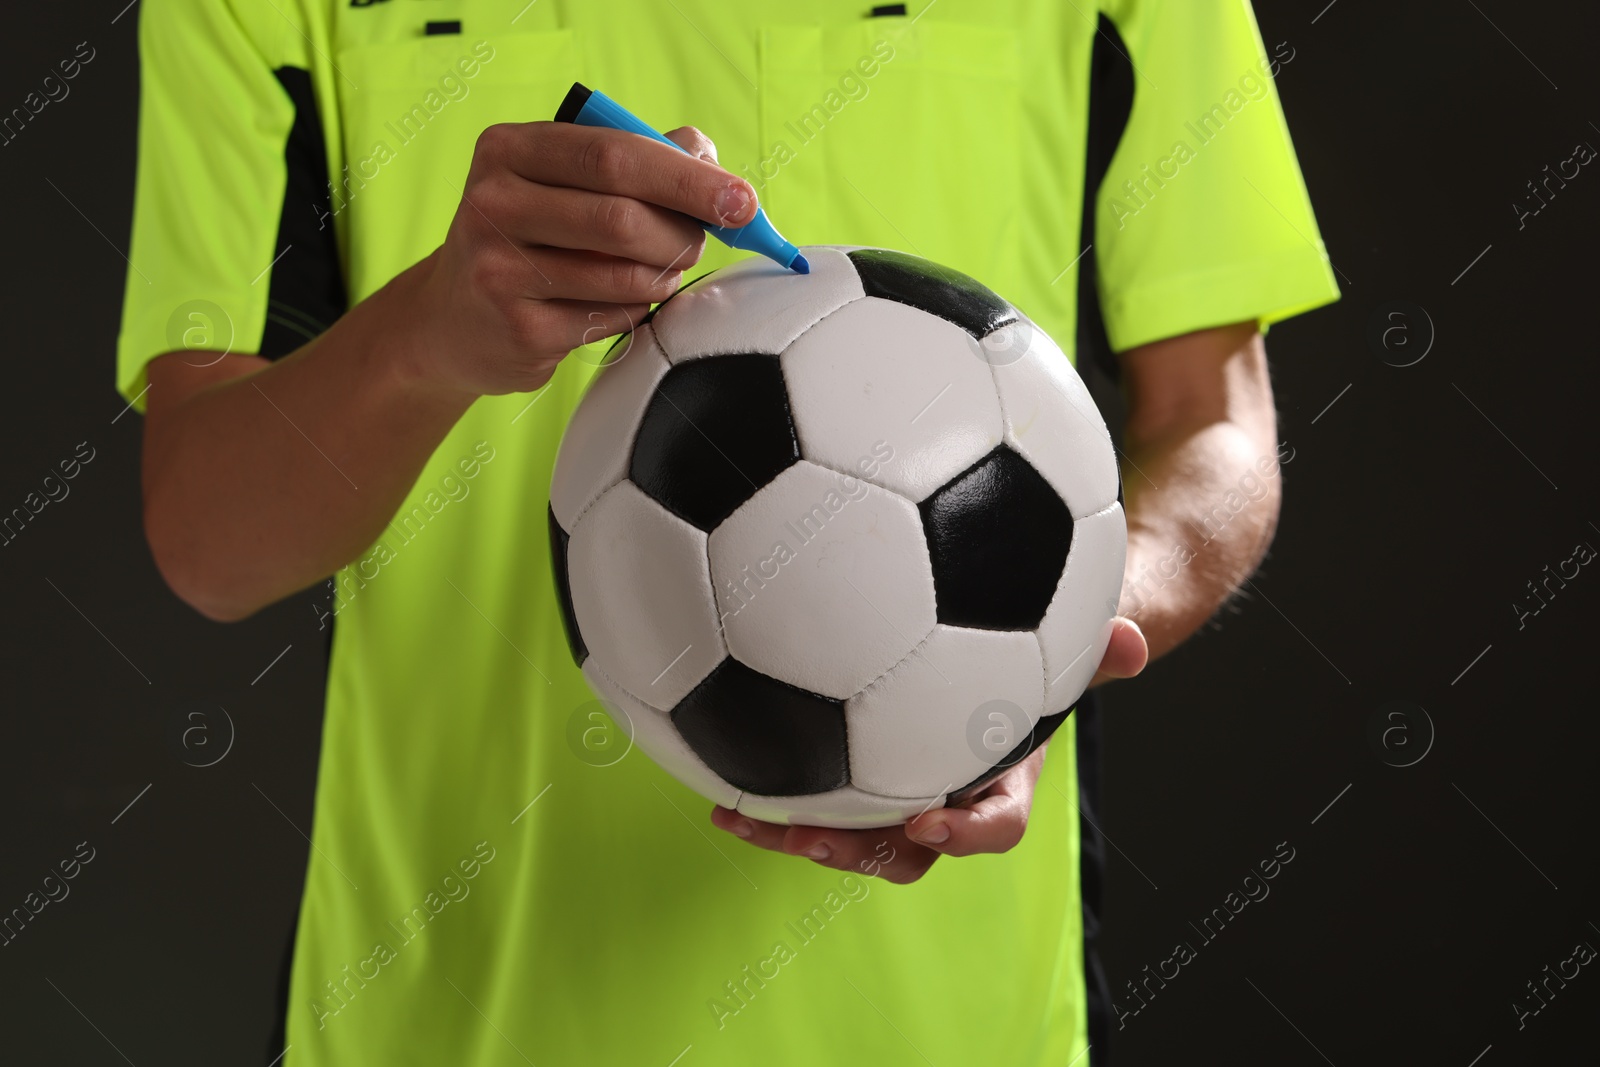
[
  {"left": 331, "top": 31, "right": 580, "bottom": 300},
  {"left": 754, "top": 19, "right": 1022, "bottom": 290}
]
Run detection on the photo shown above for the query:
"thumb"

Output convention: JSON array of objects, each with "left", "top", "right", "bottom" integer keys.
[
  {"left": 1090, "top": 616, "right": 1148, "bottom": 688},
  {"left": 664, "top": 125, "right": 718, "bottom": 164}
]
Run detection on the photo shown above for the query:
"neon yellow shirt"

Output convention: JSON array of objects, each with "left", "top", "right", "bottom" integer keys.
[{"left": 117, "top": 2, "right": 1337, "bottom": 1063}]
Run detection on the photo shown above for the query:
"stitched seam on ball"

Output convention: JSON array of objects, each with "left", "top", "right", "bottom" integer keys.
[
  {"left": 687, "top": 598, "right": 840, "bottom": 704},
  {"left": 702, "top": 530, "right": 732, "bottom": 661},
  {"left": 789, "top": 285, "right": 870, "bottom": 338},
  {"left": 568, "top": 474, "right": 641, "bottom": 541},
  {"left": 1032, "top": 629, "right": 1050, "bottom": 713},
  {"left": 979, "top": 323, "right": 1011, "bottom": 439},
  {"left": 586, "top": 651, "right": 662, "bottom": 714},
  {"left": 1036, "top": 502, "right": 1119, "bottom": 704},
  {"left": 650, "top": 304, "right": 686, "bottom": 364},
  {"left": 771, "top": 353, "right": 802, "bottom": 464},
  {"left": 573, "top": 490, "right": 729, "bottom": 689},
  {"left": 778, "top": 290, "right": 868, "bottom": 459},
  {"left": 662, "top": 275, "right": 867, "bottom": 369},
  {"left": 783, "top": 283, "right": 870, "bottom": 356},
  {"left": 852, "top": 784, "right": 946, "bottom": 806},
  {"left": 976, "top": 329, "right": 1023, "bottom": 656},
  {"left": 850, "top": 621, "right": 941, "bottom": 701},
  {"left": 568, "top": 475, "right": 628, "bottom": 534},
  {"left": 796, "top": 457, "right": 920, "bottom": 507},
  {"left": 564, "top": 327, "right": 665, "bottom": 533},
  {"left": 987, "top": 330, "right": 1122, "bottom": 517}
]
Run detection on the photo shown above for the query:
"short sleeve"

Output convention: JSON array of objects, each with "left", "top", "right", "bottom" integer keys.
[
  {"left": 115, "top": 0, "right": 302, "bottom": 406},
  {"left": 1093, "top": 0, "right": 1340, "bottom": 352}
]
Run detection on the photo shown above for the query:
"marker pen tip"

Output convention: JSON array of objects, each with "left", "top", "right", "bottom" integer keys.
[{"left": 790, "top": 253, "right": 811, "bottom": 275}]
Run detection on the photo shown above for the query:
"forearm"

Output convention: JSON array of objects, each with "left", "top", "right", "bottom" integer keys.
[
  {"left": 139, "top": 122, "right": 759, "bottom": 624},
  {"left": 1119, "top": 421, "right": 1281, "bottom": 657},
  {"left": 1112, "top": 323, "right": 1282, "bottom": 661},
  {"left": 142, "top": 254, "right": 474, "bottom": 621}
]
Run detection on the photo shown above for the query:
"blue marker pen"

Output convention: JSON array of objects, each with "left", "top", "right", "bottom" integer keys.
[{"left": 554, "top": 82, "right": 810, "bottom": 275}]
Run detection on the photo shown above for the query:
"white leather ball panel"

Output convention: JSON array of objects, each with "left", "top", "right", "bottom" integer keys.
[
  {"left": 568, "top": 481, "right": 727, "bottom": 711},
  {"left": 651, "top": 246, "right": 865, "bottom": 363},
  {"left": 988, "top": 324, "right": 1120, "bottom": 518},
  {"left": 783, "top": 297, "right": 1004, "bottom": 504},
  {"left": 1037, "top": 503, "right": 1127, "bottom": 714},
  {"left": 847, "top": 625, "right": 1044, "bottom": 798},
  {"left": 737, "top": 785, "right": 945, "bottom": 829},
  {"left": 707, "top": 460, "right": 936, "bottom": 701},
  {"left": 549, "top": 326, "right": 671, "bottom": 531}
]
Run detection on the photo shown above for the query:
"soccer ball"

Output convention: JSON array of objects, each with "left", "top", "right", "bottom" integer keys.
[{"left": 548, "top": 247, "right": 1124, "bottom": 828}]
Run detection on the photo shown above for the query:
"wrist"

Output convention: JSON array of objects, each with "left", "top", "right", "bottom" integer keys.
[{"left": 363, "top": 250, "right": 479, "bottom": 412}]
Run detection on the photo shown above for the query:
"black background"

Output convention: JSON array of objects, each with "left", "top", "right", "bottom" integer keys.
[{"left": 1, "top": 2, "right": 1595, "bottom": 1064}]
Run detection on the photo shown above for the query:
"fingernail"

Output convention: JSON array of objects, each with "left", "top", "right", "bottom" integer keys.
[
  {"left": 716, "top": 183, "right": 751, "bottom": 224},
  {"left": 724, "top": 819, "right": 753, "bottom": 838},
  {"left": 803, "top": 844, "right": 832, "bottom": 862},
  {"left": 912, "top": 821, "right": 950, "bottom": 845}
]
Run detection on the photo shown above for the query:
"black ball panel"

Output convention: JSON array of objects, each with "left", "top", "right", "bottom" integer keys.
[
  {"left": 847, "top": 248, "right": 1019, "bottom": 339},
  {"left": 919, "top": 447, "right": 1074, "bottom": 630},
  {"left": 547, "top": 505, "right": 587, "bottom": 667},
  {"left": 630, "top": 354, "right": 799, "bottom": 532},
  {"left": 672, "top": 659, "right": 849, "bottom": 796}
]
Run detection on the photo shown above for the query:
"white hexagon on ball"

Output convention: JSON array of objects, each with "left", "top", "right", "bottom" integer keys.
[
  {"left": 567, "top": 481, "right": 727, "bottom": 711},
  {"left": 783, "top": 296, "right": 1004, "bottom": 503},
  {"left": 707, "top": 460, "right": 936, "bottom": 701},
  {"left": 847, "top": 624, "right": 1044, "bottom": 799}
]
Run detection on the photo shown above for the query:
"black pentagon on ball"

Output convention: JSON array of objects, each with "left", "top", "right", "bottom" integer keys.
[
  {"left": 630, "top": 354, "right": 799, "bottom": 532},
  {"left": 671, "top": 659, "right": 849, "bottom": 796},
  {"left": 847, "top": 248, "right": 1019, "bottom": 339},
  {"left": 946, "top": 708, "right": 1072, "bottom": 802},
  {"left": 918, "top": 446, "right": 1074, "bottom": 630},
  {"left": 547, "top": 505, "right": 587, "bottom": 667}
]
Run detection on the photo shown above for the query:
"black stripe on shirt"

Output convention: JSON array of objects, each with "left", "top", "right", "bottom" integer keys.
[
  {"left": 262, "top": 66, "right": 342, "bottom": 1067},
  {"left": 261, "top": 67, "right": 347, "bottom": 360},
  {"left": 1075, "top": 14, "right": 1135, "bottom": 1067}
]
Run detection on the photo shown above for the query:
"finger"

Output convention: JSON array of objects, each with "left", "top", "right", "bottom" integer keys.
[
  {"left": 521, "top": 299, "right": 648, "bottom": 354},
  {"left": 780, "top": 824, "right": 940, "bottom": 884},
  {"left": 1089, "top": 616, "right": 1148, "bottom": 688},
  {"left": 465, "top": 174, "right": 707, "bottom": 270},
  {"left": 665, "top": 125, "right": 718, "bottom": 163},
  {"left": 473, "top": 243, "right": 660, "bottom": 331},
  {"left": 905, "top": 751, "right": 1041, "bottom": 858},
  {"left": 711, "top": 806, "right": 799, "bottom": 856},
  {"left": 481, "top": 122, "right": 758, "bottom": 228},
  {"left": 535, "top": 185, "right": 706, "bottom": 268},
  {"left": 524, "top": 248, "right": 683, "bottom": 305},
  {"left": 712, "top": 807, "right": 940, "bottom": 884}
]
